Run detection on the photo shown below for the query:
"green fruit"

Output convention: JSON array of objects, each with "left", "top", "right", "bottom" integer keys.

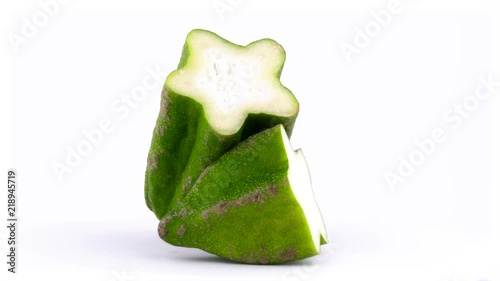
[
  {"left": 158, "top": 125, "right": 327, "bottom": 264},
  {"left": 145, "top": 29, "right": 299, "bottom": 219}
]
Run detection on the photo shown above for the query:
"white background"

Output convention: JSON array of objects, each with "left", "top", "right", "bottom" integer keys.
[{"left": 1, "top": 0, "right": 500, "bottom": 281}]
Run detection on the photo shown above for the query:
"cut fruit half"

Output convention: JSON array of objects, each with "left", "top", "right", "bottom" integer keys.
[
  {"left": 145, "top": 29, "right": 299, "bottom": 219},
  {"left": 167, "top": 31, "right": 298, "bottom": 135},
  {"left": 158, "top": 125, "right": 327, "bottom": 264}
]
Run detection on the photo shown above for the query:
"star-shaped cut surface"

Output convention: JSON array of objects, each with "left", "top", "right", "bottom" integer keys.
[{"left": 166, "top": 29, "right": 298, "bottom": 136}]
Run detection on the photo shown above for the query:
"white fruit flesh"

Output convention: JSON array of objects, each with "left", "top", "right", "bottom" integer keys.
[
  {"left": 167, "top": 31, "right": 298, "bottom": 136},
  {"left": 280, "top": 126, "right": 328, "bottom": 251}
]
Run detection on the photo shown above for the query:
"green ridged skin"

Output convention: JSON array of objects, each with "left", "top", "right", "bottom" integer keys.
[
  {"left": 158, "top": 125, "right": 326, "bottom": 264},
  {"left": 145, "top": 29, "right": 299, "bottom": 219}
]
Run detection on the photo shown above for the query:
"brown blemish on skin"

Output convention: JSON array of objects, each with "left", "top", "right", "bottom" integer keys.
[
  {"left": 181, "top": 176, "right": 193, "bottom": 194},
  {"left": 200, "top": 211, "right": 209, "bottom": 221},
  {"left": 178, "top": 208, "right": 187, "bottom": 216},
  {"left": 252, "top": 193, "right": 262, "bottom": 202},
  {"left": 160, "top": 89, "right": 170, "bottom": 119},
  {"left": 177, "top": 225, "right": 186, "bottom": 237},
  {"left": 258, "top": 256, "right": 269, "bottom": 264},
  {"left": 156, "top": 124, "right": 165, "bottom": 137},
  {"left": 157, "top": 227, "right": 166, "bottom": 239},
  {"left": 279, "top": 247, "right": 297, "bottom": 261},
  {"left": 157, "top": 215, "right": 172, "bottom": 239},
  {"left": 240, "top": 246, "right": 271, "bottom": 264},
  {"left": 215, "top": 201, "right": 231, "bottom": 214},
  {"left": 192, "top": 166, "right": 213, "bottom": 188},
  {"left": 236, "top": 190, "right": 265, "bottom": 206},
  {"left": 268, "top": 184, "right": 278, "bottom": 196},
  {"left": 147, "top": 153, "right": 158, "bottom": 171},
  {"left": 201, "top": 190, "right": 265, "bottom": 221},
  {"left": 199, "top": 166, "right": 212, "bottom": 180},
  {"left": 201, "top": 201, "right": 229, "bottom": 221}
]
